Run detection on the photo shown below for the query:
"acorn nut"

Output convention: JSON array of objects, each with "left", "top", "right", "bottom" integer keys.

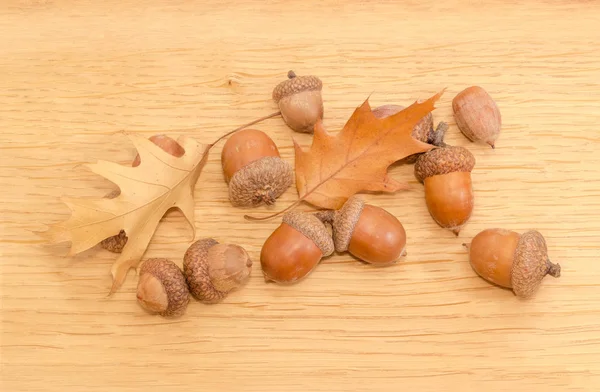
[
  {"left": 325, "top": 196, "right": 407, "bottom": 265},
  {"left": 221, "top": 129, "right": 293, "bottom": 208},
  {"left": 260, "top": 211, "right": 334, "bottom": 284},
  {"left": 272, "top": 70, "right": 324, "bottom": 134},
  {"left": 183, "top": 238, "right": 252, "bottom": 304},
  {"left": 465, "top": 229, "right": 561, "bottom": 298},
  {"left": 100, "top": 134, "right": 185, "bottom": 253},
  {"left": 452, "top": 86, "right": 501, "bottom": 148},
  {"left": 414, "top": 146, "right": 475, "bottom": 236},
  {"left": 136, "top": 258, "right": 190, "bottom": 317}
]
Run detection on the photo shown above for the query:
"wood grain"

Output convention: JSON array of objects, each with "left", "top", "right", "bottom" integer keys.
[{"left": 2, "top": 1, "right": 600, "bottom": 391}]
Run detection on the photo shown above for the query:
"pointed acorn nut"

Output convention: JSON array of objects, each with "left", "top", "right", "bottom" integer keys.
[
  {"left": 272, "top": 70, "right": 324, "bottom": 134},
  {"left": 221, "top": 129, "right": 293, "bottom": 208},
  {"left": 260, "top": 211, "right": 334, "bottom": 284},
  {"left": 466, "top": 229, "right": 561, "bottom": 298},
  {"left": 414, "top": 146, "right": 475, "bottom": 236},
  {"left": 183, "top": 238, "right": 252, "bottom": 304},
  {"left": 136, "top": 258, "right": 190, "bottom": 317},
  {"left": 452, "top": 86, "right": 501, "bottom": 148},
  {"left": 100, "top": 134, "right": 184, "bottom": 253},
  {"left": 328, "top": 196, "right": 406, "bottom": 265}
]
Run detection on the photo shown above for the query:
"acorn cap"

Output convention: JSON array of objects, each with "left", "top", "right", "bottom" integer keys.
[
  {"left": 331, "top": 196, "right": 365, "bottom": 253},
  {"left": 228, "top": 156, "right": 293, "bottom": 207},
  {"left": 183, "top": 238, "right": 224, "bottom": 303},
  {"left": 272, "top": 71, "right": 323, "bottom": 103},
  {"left": 511, "top": 230, "right": 561, "bottom": 298},
  {"left": 138, "top": 258, "right": 190, "bottom": 317},
  {"left": 414, "top": 146, "right": 475, "bottom": 183},
  {"left": 282, "top": 211, "right": 334, "bottom": 257}
]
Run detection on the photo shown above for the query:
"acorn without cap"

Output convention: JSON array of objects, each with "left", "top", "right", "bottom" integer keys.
[
  {"left": 465, "top": 229, "right": 561, "bottom": 298},
  {"left": 100, "top": 134, "right": 185, "bottom": 253},
  {"left": 183, "top": 238, "right": 252, "bottom": 304},
  {"left": 414, "top": 145, "right": 476, "bottom": 235},
  {"left": 260, "top": 211, "right": 334, "bottom": 284},
  {"left": 272, "top": 70, "right": 324, "bottom": 133},
  {"left": 317, "top": 196, "right": 407, "bottom": 265},
  {"left": 452, "top": 86, "right": 502, "bottom": 148},
  {"left": 221, "top": 129, "right": 293, "bottom": 208},
  {"left": 136, "top": 258, "right": 190, "bottom": 317}
]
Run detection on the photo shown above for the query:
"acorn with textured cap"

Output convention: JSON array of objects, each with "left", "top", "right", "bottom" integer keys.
[
  {"left": 414, "top": 145, "right": 476, "bottom": 236},
  {"left": 272, "top": 70, "right": 324, "bottom": 133},
  {"left": 100, "top": 134, "right": 185, "bottom": 253},
  {"left": 465, "top": 229, "right": 561, "bottom": 298},
  {"left": 183, "top": 238, "right": 252, "bottom": 304},
  {"left": 316, "top": 196, "right": 407, "bottom": 265},
  {"left": 260, "top": 211, "right": 334, "bottom": 284},
  {"left": 221, "top": 128, "right": 293, "bottom": 208},
  {"left": 136, "top": 258, "right": 190, "bottom": 317}
]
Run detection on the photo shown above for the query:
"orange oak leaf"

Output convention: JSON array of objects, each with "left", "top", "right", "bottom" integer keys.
[
  {"left": 40, "top": 133, "right": 209, "bottom": 294},
  {"left": 294, "top": 91, "right": 444, "bottom": 209}
]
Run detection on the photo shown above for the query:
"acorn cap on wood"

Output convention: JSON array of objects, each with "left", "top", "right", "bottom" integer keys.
[
  {"left": 228, "top": 156, "right": 293, "bottom": 207},
  {"left": 138, "top": 258, "right": 190, "bottom": 317},
  {"left": 183, "top": 238, "right": 222, "bottom": 303},
  {"left": 511, "top": 230, "right": 561, "bottom": 298},
  {"left": 272, "top": 71, "right": 323, "bottom": 103},
  {"left": 282, "top": 211, "right": 334, "bottom": 257},
  {"left": 414, "top": 146, "right": 475, "bottom": 183},
  {"left": 331, "top": 196, "right": 365, "bottom": 253}
]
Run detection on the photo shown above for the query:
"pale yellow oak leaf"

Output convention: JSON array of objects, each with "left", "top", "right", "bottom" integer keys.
[{"left": 40, "top": 133, "right": 209, "bottom": 294}]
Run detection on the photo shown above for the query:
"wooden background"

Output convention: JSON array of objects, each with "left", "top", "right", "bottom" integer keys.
[{"left": 2, "top": 1, "right": 600, "bottom": 391}]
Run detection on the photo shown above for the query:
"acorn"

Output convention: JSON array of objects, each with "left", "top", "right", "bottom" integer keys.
[
  {"left": 136, "top": 258, "right": 190, "bottom": 317},
  {"left": 452, "top": 86, "right": 502, "bottom": 148},
  {"left": 465, "top": 229, "right": 561, "bottom": 298},
  {"left": 100, "top": 134, "right": 184, "bottom": 253},
  {"left": 183, "top": 238, "right": 252, "bottom": 304},
  {"left": 260, "top": 211, "right": 334, "bottom": 284},
  {"left": 272, "top": 70, "right": 324, "bottom": 133},
  {"left": 414, "top": 145, "right": 475, "bottom": 235},
  {"left": 221, "top": 129, "right": 293, "bottom": 208},
  {"left": 320, "top": 196, "right": 406, "bottom": 265}
]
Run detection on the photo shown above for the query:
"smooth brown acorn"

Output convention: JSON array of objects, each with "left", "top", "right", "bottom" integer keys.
[
  {"left": 465, "top": 229, "right": 561, "bottom": 298},
  {"left": 414, "top": 145, "right": 476, "bottom": 236},
  {"left": 452, "top": 86, "right": 502, "bottom": 148},
  {"left": 221, "top": 128, "right": 293, "bottom": 208},
  {"left": 183, "top": 238, "right": 252, "bottom": 304},
  {"left": 100, "top": 134, "right": 184, "bottom": 253},
  {"left": 136, "top": 258, "right": 190, "bottom": 317},
  {"left": 316, "top": 196, "right": 407, "bottom": 265},
  {"left": 260, "top": 211, "right": 334, "bottom": 284},
  {"left": 272, "top": 70, "right": 324, "bottom": 133}
]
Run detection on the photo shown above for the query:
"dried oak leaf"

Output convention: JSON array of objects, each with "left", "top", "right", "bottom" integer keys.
[
  {"left": 294, "top": 91, "right": 444, "bottom": 209},
  {"left": 40, "top": 133, "right": 209, "bottom": 294}
]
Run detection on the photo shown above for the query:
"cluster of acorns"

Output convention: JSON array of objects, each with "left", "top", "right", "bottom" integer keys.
[{"left": 99, "top": 71, "right": 561, "bottom": 317}]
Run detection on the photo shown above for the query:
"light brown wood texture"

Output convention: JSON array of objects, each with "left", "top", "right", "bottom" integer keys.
[{"left": 2, "top": 1, "right": 600, "bottom": 391}]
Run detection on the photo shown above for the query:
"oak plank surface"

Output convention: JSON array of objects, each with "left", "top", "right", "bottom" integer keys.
[{"left": 1, "top": 1, "right": 600, "bottom": 391}]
